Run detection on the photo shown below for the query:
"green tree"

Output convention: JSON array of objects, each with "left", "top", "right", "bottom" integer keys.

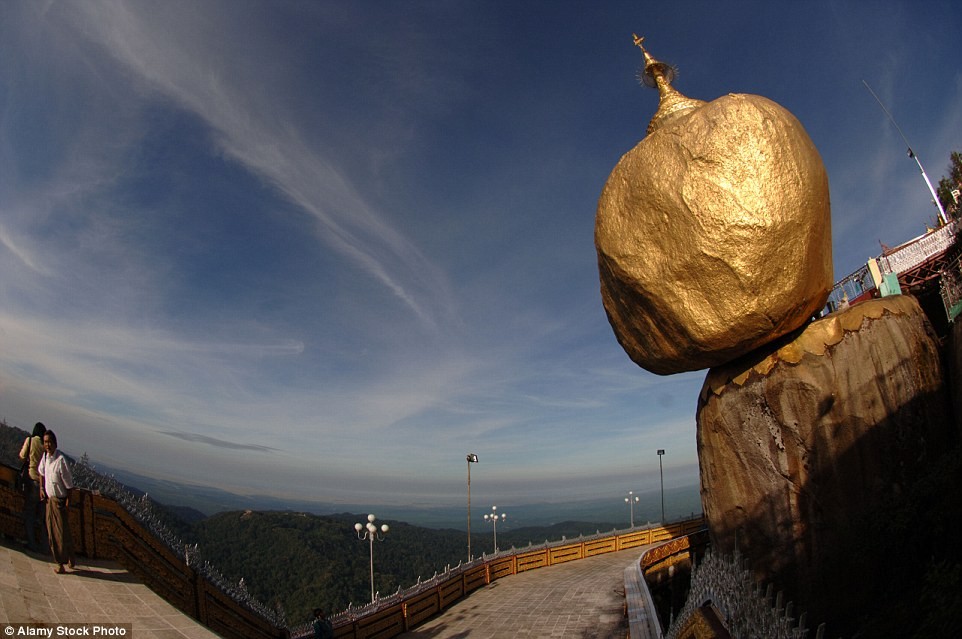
[{"left": 936, "top": 151, "right": 962, "bottom": 218}]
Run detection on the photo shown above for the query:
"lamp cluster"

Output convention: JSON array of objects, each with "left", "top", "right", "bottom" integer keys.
[
  {"left": 625, "top": 491, "right": 640, "bottom": 528},
  {"left": 483, "top": 505, "right": 507, "bottom": 553},
  {"left": 354, "top": 514, "right": 389, "bottom": 603},
  {"left": 354, "top": 513, "right": 389, "bottom": 538}
]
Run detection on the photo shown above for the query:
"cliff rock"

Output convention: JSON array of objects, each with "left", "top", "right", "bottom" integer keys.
[{"left": 696, "top": 295, "right": 952, "bottom": 625}]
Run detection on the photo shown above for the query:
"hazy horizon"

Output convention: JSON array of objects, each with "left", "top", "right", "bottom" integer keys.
[{"left": 90, "top": 451, "right": 703, "bottom": 531}]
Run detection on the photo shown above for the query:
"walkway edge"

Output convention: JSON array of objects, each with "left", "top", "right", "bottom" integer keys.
[{"left": 624, "top": 554, "right": 662, "bottom": 639}]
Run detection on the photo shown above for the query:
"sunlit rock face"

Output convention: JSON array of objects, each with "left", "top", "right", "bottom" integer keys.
[
  {"left": 595, "top": 68, "right": 832, "bottom": 375},
  {"left": 696, "top": 296, "right": 952, "bottom": 626}
]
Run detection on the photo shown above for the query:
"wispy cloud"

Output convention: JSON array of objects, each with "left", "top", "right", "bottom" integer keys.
[
  {"left": 0, "top": 223, "right": 50, "bottom": 275},
  {"left": 156, "top": 430, "right": 279, "bottom": 452},
  {"left": 0, "top": 310, "right": 304, "bottom": 428},
  {"left": 57, "top": 0, "right": 456, "bottom": 331}
]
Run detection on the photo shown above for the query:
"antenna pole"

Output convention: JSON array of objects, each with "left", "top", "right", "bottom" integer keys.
[{"left": 862, "top": 80, "right": 948, "bottom": 225}]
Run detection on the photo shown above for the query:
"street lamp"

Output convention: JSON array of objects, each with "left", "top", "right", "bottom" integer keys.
[
  {"left": 354, "top": 514, "right": 389, "bottom": 603},
  {"left": 657, "top": 449, "right": 666, "bottom": 523},
  {"left": 625, "top": 491, "right": 640, "bottom": 528},
  {"left": 483, "top": 506, "right": 506, "bottom": 553},
  {"left": 466, "top": 453, "right": 479, "bottom": 561}
]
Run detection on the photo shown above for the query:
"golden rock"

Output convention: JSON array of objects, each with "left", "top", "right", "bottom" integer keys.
[{"left": 595, "top": 40, "right": 832, "bottom": 375}]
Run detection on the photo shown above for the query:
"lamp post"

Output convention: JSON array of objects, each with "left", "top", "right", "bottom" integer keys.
[
  {"left": 483, "top": 506, "right": 506, "bottom": 553},
  {"left": 466, "top": 453, "right": 479, "bottom": 561},
  {"left": 354, "top": 514, "right": 389, "bottom": 603},
  {"left": 625, "top": 491, "right": 639, "bottom": 528},
  {"left": 657, "top": 449, "right": 665, "bottom": 523},
  {"left": 862, "top": 80, "right": 949, "bottom": 225}
]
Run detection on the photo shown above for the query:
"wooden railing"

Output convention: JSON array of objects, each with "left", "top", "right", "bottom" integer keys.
[{"left": 0, "top": 464, "right": 287, "bottom": 639}]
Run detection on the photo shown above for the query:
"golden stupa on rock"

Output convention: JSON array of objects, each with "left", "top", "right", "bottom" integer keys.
[{"left": 595, "top": 36, "right": 833, "bottom": 375}]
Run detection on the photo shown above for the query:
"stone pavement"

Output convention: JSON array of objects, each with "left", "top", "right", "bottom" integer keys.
[
  {"left": 0, "top": 536, "right": 221, "bottom": 638},
  {"left": 398, "top": 546, "right": 651, "bottom": 639}
]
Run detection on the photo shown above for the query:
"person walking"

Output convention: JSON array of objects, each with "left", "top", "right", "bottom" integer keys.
[
  {"left": 38, "top": 430, "right": 75, "bottom": 574},
  {"left": 312, "top": 608, "right": 333, "bottom": 639},
  {"left": 18, "top": 422, "right": 47, "bottom": 552}
]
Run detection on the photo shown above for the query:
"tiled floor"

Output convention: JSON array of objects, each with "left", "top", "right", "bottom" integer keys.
[
  {"left": 0, "top": 537, "right": 221, "bottom": 638},
  {"left": 398, "top": 546, "right": 649, "bottom": 638}
]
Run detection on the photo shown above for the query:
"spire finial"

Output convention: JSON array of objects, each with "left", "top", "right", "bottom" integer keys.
[
  {"left": 633, "top": 34, "right": 675, "bottom": 89},
  {"left": 631, "top": 35, "right": 705, "bottom": 133}
]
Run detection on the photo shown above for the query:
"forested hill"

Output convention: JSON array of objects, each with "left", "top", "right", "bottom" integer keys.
[
  {"left": 192, "top": 510, "right": 621, "bottom": 625},
  {"left": 0, "top": 420, "right": 31, "bottom": 467},
  {"left": 193, "top": 511, "right": 470, "bottom": 623}
]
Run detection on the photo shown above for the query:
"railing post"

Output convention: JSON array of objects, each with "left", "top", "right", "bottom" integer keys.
[{"left": 82, "top": 490, "right": 97, "bottom": 558}]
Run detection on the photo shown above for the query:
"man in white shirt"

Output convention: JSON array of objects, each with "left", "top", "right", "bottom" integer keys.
[{"left": 38, "top": 430, "right": 75, "bottom": 574}]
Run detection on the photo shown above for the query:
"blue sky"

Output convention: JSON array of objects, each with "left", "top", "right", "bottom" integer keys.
[{"left": 1, "top": 1, "right": 960, "bottom": 511}]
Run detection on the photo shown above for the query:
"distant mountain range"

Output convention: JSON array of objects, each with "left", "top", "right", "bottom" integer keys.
[
  {"left": 0, "top": 420, "right": 701, "bottom": 530},
  {"left": 99, "top": 461, "right": 701, "bottom": 531}
]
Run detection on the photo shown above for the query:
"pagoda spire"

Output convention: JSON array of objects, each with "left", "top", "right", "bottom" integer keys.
[{"left": 632, "top": 35, "right": 705, "bottom": 134}]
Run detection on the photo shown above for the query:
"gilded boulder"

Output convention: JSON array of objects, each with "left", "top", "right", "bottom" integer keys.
[{"left": 595, "top": 45, "right": 832, "bottom": 374}]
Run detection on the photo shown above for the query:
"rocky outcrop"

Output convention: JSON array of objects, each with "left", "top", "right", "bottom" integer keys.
[
  {"left": 594, "top": 41, "right": 961, "bottom": 634},
  {"left": 696, "top": 295, "right": 952, "bottom": 625}
]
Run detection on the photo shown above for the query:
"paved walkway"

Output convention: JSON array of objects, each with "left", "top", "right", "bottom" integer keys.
[
  {"left": 1, "top": 534, "right": 653, "bottom": 639},
  {"left": 0, "top": 537, "right": 221, "bottom": 638},
  {"left": 398, "top": 546, "right": 650, "bottom": 639}
]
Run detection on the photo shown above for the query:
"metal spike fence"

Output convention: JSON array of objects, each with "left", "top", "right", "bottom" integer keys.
[
  {"left": 665, "top": 548, "right": 825, "bottom": 639},
  {"left": 940, "top": 243, "right": 962, "bottom": 321},
  {"left": 71, "top": 454, "right": 286, "bottom": 627}
]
